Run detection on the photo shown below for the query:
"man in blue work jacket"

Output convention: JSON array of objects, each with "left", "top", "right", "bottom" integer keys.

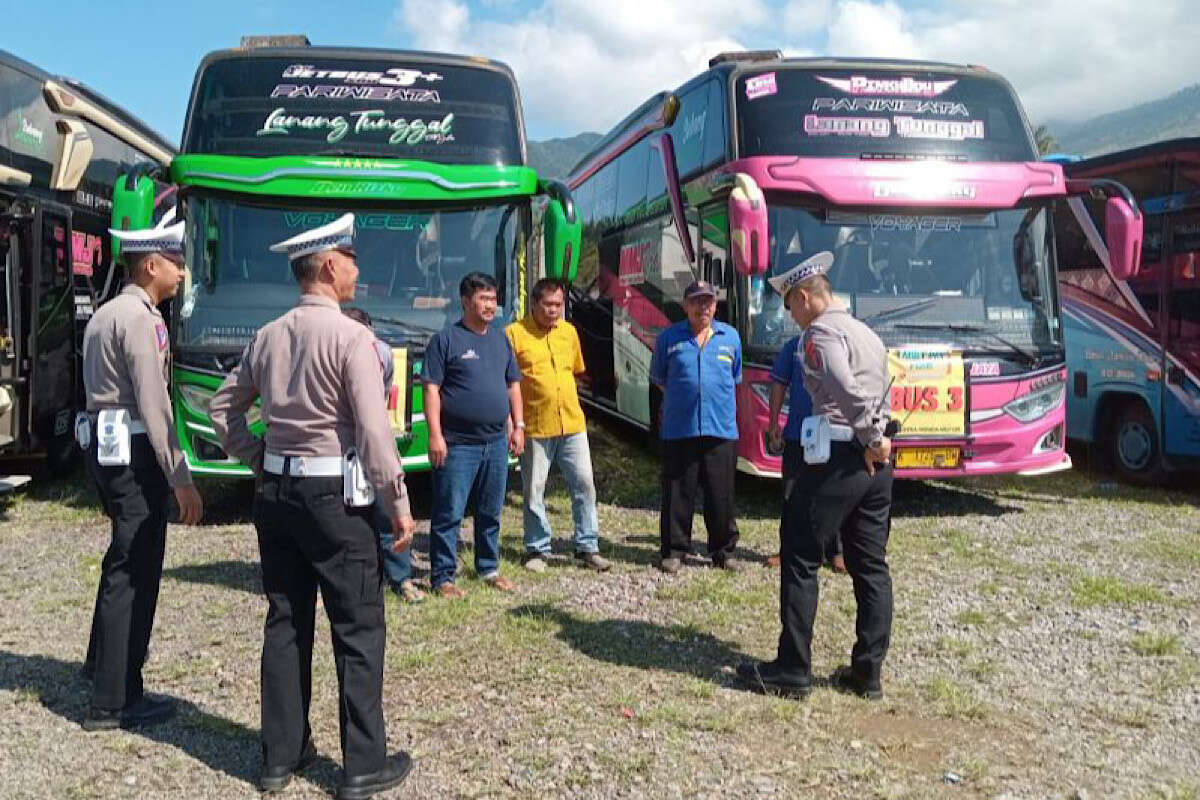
[{"left": 650, "top": 280, "right": 742, "bottom": 573}]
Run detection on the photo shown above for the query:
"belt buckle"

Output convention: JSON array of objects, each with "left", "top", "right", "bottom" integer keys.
[{"left": 294, "top": 456, "right": 307, "bottom": 477}]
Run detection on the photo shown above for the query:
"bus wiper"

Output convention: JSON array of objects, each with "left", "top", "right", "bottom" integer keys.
[
  {"left": 860, "top": 297, "right": 938, "bottom": 324},
  {"left": 893, "top": 323, "right": 1040, "bottom": 364}
]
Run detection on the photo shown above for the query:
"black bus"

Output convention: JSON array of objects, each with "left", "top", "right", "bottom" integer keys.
[{"left": 1, "top": 50, "right": 175, "bottom": 487}]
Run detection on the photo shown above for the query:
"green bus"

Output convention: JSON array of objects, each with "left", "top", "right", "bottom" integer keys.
[{"left": 112, "top": 38, "right": 578, "bottom": 478}]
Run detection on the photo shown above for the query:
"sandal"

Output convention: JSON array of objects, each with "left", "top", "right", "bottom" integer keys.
[
  {"left": 434, "top": 582, "right": 467, "bottom": 599},
  {"left": 483, "top": 575, "right": 516, "bottom": 592},
  {"left": 396, "top": 581, "right": 426, "bottom": 604}
]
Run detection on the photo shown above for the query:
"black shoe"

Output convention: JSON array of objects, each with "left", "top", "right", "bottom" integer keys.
[
  {"left": 338, "top": 752, "right": 413, "bottom": 800},
  {"left": 261, "top": 741, "right": 318, "bottom": 793},
  {"left": 830, "top": 665, "right": 883, "bottom": 700},
  {"left": 736, "top": 660, "right": 812, "bottom": 698},
  {"left": 711, "top": 554, "right": 743, "bottom": 572},
  {"left": 81, "top": 695, "right": 175, "bottom": 732}
]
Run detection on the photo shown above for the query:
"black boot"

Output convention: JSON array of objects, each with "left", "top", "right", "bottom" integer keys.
[
  {"left": 736, "top": 660, "right": 812, "bottom": 698},
  {"left": 261, "top": 740, "right": 318, "bottom": 793},
  {"left": 830, "top": 665, "right": 883, "bottom": 700},
  {"left": 81, "top": 695, "right": 175, "bottom": 732},
  {"left": 338, "top": 752, "right": 414, "bottom": 800}
]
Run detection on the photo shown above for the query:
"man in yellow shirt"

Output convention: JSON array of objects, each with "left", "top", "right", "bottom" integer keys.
[{"left": 506, "top": 279, "right": 611, "bottom": 573}]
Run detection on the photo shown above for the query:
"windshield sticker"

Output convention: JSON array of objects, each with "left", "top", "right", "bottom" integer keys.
[
  {"left": 803, "top": 114, "right": 890, "bottom": 138},
  {"left": 271, "top": 84, "right": 440, "bottom": 103},
  {"left": 281, "top": 65, "right": 444, "bottom": 87},
  {"left": 619, "top": 241, "right": 655, "bottom": 286},
  {"left": 745, "top": 73, "right": 777, "bottom": 100},
  {"left": 256, "top": 108, "right": 455, "bottom": 145},
  {"left": 812, "top": 97, "right": 969, "bottom": 116},
  {"left": 970, "top": 360, "right": 1001, "bottom": 377},
  {"left": 817, "top": 75, "right": 957, "bottom": 97},
  {"left": 894, "top": 116, "right": 984, "bottom": 141}
]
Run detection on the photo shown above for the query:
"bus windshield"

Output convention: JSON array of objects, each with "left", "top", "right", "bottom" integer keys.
[
  {"left": 178, "top": 197, "right": 528, "bottom": 353},
  {"left": 747, "top": 203, "right": 1061, "bottom": 361},
  {"left": 736, "top": 67, "right": 1035, "bottom": 163},
  {"left": 183, "top": 55, "right": 523, "bottom": 165}
]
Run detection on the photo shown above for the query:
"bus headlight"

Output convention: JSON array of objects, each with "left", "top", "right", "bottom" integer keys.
[
  {"left": 1003, "top": 380, "right": 1065, "bottom": 423},
  {"left": 178, "top": 384, "right": 260, "bottom": 426}
]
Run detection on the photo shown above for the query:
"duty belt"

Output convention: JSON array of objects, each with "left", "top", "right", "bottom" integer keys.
[
  {"left": 829, "top": 423, "right": 854, "bottom": 442},
  {"left": 263, "top": 452, "right": 342, "bottom": 477},
  {"left": 88, "top": 411, "right": 146, "bottom": 435}
]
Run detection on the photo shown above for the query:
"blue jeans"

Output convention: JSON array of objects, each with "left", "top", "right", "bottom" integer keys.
[
  {"left": 520, "top": 431, "right": 600, "bottom": 555},
  {"left": 371, "top": 502, "right": 412, "bottom": 587},
  {"left": 429, "top": 438, "right": 509, "bottom": 589}
]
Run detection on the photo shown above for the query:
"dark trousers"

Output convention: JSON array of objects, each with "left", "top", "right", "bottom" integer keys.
[
  {"left": 781, "top": 443, "right": 842, "bottom": 559},
  {"left": 85, "top": 435, "right": 169, "bottom": 711},
  {"left": 660, "top": 436, "right": 739, "bottom": 560},
  {"left": 777, "top": 441, "right": 893, "bottom": 682},
  {"left": 254, "top": 472, "right": 388, "bottom": 777}
]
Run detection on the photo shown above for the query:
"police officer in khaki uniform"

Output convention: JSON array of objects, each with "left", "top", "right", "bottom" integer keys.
[
  {"left": 210, "top": 214, "right": 414, "bottom": 799},
  {"left": 80, "top": 208, "right": 204, "bottom": 731},
  {"left": 738, "top": 253, "right": 894, "bottom": 700}
]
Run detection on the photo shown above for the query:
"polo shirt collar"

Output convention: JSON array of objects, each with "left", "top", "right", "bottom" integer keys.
[{"left": 297, "top": 293, "right": 340, "bottom": 310}]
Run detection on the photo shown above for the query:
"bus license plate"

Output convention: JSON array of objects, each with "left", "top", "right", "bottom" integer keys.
[{"left": 895, "top": 447, "right": 961, "bottom": 469}]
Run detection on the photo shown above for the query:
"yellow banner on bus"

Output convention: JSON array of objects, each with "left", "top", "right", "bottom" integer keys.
[
  {"left": 887, "top": 345, "right": 966, "bottom": 437},
  {"left": 389, "top": 347, "right": 408, "bottom": 433}
]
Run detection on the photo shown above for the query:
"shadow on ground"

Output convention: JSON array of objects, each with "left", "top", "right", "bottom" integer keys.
[{"left": 0, "top": 649, "right": 342, "bottom": 793}]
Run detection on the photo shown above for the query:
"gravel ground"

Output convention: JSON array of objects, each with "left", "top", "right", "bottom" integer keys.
[{"left": 0, "top": 421, "right": 1196, "bottom": 800}]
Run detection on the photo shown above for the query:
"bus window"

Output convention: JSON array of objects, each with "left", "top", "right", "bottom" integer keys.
[
  {"left": 615, "top": 140, "right": 649, "bottom": 223},
  {"left": 673, "top": 83, "right": 708, "bottom": 178},
  {"left": 702, "top": 79, "right": 727, "bottom": 170}
]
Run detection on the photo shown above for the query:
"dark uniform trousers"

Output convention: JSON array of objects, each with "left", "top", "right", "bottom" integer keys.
[
  {"left": 85, "top": 434, "right": 169, "bottom": 711},
  {"left": 778, "top": 441, "right": 893, "bottom": 682},
  {"left": 660, "top": 436, "right": 740, "bottom": 560},
  {"left": 254, "top": 471, "right": 388, "bottom": 777}
]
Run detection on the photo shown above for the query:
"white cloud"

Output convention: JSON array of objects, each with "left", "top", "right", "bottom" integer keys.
[
  {"left": 396, "top": 0, "right": 1200, "bottom": 138},
  {"left": 826, "top": 1, "right": 921, "bottom": 60}
]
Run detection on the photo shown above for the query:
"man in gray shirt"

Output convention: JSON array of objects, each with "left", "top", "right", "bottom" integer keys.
[
  {"left": 80, "top": 208, "right": 203, "bottom": 731},
  {"left": 738, "top": 253, "right": 895, "bottom": 701},
  {"left": 211, "top": 213, "right": 414, "bottom": 798}
]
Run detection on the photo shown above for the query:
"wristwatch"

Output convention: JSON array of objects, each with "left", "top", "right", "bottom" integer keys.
[{"left": 516, "top": 421, "right": 526, "bottom": 430}]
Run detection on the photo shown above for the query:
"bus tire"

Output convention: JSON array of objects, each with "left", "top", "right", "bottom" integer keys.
[
  {"left": 46, "top": 433, "right": 80, "bottom": 479},
  {"left": 1109, "top": 401, "right": 1165, "bottom": 486}
]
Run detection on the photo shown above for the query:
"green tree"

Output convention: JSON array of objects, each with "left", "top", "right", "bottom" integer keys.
[{"left": 1034, "top": 124, "right": 1059, "bottom": 155}]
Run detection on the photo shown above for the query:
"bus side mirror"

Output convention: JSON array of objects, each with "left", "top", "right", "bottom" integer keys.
[
  {"left": 540, "top": 180, "right": 581, "bottom": 282},
  {"left": 110, "top": 173, "right": 156, "bottom": 259},
  {"left": 1105, "top": 196, "right": 1142, "bottom": 281},
  {"left": 729, "top": 173, "right": 768, "bottom": 275}
]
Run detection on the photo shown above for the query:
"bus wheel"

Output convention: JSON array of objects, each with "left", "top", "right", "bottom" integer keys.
[
  {"left": 1110, "top": 402, "right": 1165, "bottom": 485},
  {"left": 46, "top": 434, "right": 81, "bottom": 479}
]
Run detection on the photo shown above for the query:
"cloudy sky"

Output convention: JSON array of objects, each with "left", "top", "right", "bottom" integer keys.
[{"left": 7, "top": 0, "right": 1198, "bottom": 142}]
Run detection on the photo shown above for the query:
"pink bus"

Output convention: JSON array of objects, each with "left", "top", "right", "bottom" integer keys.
[{"left": 565, "top": 53, "right": 1141, "bottom": 478}]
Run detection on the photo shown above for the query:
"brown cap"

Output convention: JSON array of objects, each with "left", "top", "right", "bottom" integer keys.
[{"left": 683, "top": 280, "right": 717, "bottom": 300}]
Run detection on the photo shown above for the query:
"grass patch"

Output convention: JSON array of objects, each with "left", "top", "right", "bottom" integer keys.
[
  {"left": 922, "top": 676, "right": 988, "bottom": 719},
  {"left": 954, "top": 609, "right": 990, "bottom": 627},
  {"left": 1131, "top": 631, "right": 1182, "bottom": 657},
  {"left": 935, "top": 635, "right": 975, "bottom": 658},
  {"left": 1092, "top": 702, "right": 1158, "bottom": 730},
  {"left": 1071, "top": 576, "right": 1167, "bottom": 608},
  {"left": 1130, "top": 533, "right": 1200, "bottom": 568},
  {"left": 1142, "top": 782, "right": 1200, "bottom": 800}
]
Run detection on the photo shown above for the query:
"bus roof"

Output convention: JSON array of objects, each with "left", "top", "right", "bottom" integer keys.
[
  {"left": 191, "top": 45, "right": 518, "bottom": 84},
  {"left": 569, "top": 56, "right": 1011, "bottom": 177},
  {"left": 1064, "top": 137, "right": 1200, "bottom": 174},
  {"left": 0, "top": 48, "right": 176, "bottom": 154}
]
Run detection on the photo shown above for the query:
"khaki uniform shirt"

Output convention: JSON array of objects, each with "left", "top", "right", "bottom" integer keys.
[
  {"left": 800, "top": 307, "right": 891, "bottom": 447},
  {"left": 210, "top": 294, "right": 410, "bottom": 519},
  {"left": 82, "top": 283, "right": 191, "bottom": 487}
]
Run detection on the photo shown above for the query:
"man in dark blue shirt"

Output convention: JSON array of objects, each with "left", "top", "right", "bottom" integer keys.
[
  {"left": 649, "top": 280, "right": 742, "bottom": 573},
  {"left": 767, "top": 335, "right": 845, "bottom": 571},
  {"left": 423, "top": 272, "right": 524, "bottom": 597}
]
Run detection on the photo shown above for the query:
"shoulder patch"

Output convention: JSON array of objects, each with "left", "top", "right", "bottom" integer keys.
[
  {"left": 804, "top": 335, "right": 823, "bottom": 372},
  {"left": 155, "top": 322, "right": 169, "bottom": 352}
]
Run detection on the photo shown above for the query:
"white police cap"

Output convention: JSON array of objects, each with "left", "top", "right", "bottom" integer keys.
[
  {"left": 767, "top": 250, "right": 834, "bottom": 300},
  {"left": 109, "top": 205, "right": 184, "bottom": 255},
  {"left": 269, "top": 213, "right": 355, "bottom": 262}
]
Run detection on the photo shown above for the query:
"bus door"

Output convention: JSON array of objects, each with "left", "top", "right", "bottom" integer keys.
[
  {"left": 0, "top": 204, "right": 30, "bottom": 456},
  {"left": 1162, "top": 207, "right": 1200, "bottom": 460}
]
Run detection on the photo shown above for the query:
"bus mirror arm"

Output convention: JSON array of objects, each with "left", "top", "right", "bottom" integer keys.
[
  {"left": 650, "top": 133, "right": 695, "bottom": 267},
  {"left": 1065, "top": 178, "right": 1143, "bottom": 281},
  {"left": 729, "top": 173, "right": 769, "bottom": 276}
]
